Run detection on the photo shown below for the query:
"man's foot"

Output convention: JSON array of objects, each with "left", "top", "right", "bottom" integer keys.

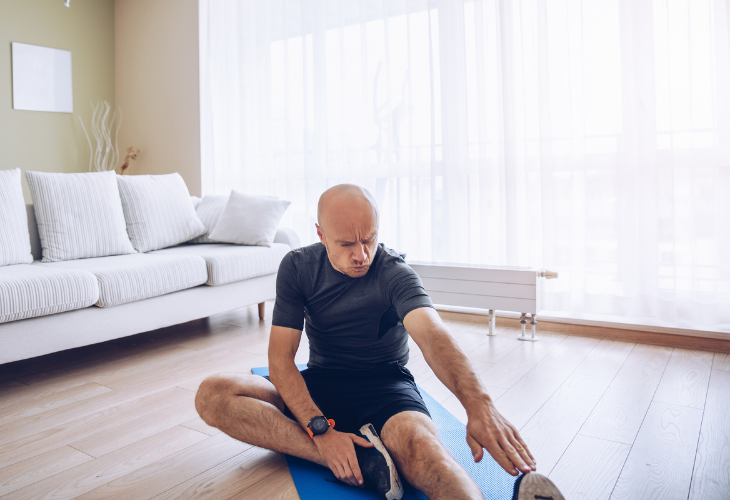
[
  {"left": 355, "top": 423, "right": 404, "bottom": 500},
  {"left": 512, "top": 472, "right": 565, "bottom": 500}
]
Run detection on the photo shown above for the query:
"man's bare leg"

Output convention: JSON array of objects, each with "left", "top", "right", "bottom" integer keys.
[
  {"left": 197, "top": 375, "right": 482, "bottom": 498},
  {"left": 195, "top": 373, "right": 326, "bottom": 466},
  {"left": 381, "top": 411, "right": 484, "bottom": 500}
]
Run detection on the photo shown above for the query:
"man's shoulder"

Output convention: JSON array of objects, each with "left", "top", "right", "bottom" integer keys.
[
  {"left": 374, "top": 244, "right": 415, "bottom": 277},
  {"left": 281, "top": 242, "right": 325, "bottom": 268},
  {"left": 277, "top": 243, "right": 325, "bottom": 291},
  {"left": 376, "top": 243, "right": 402, "bottom": 263},
  {"left": 292, "top": 242, "right": 325, "bottom": 258}
]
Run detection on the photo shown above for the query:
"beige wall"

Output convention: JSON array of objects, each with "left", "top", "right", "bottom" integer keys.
[
  {"left": 115, "top": 0, "right": 201, "bottom": 196},
  {"left": 0, "top": 0, "right": 116, "bottom": 201}
]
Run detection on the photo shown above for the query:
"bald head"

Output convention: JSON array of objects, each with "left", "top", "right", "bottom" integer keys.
[
  {"left": 317, "top": 184, "right": 379, "bottom": 233},
  {"left": 316, "top": 184, "right": 379, "bottom": 278}
]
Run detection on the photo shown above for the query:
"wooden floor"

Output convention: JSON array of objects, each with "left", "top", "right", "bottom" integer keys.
[{"left": 0, "top": 302, "right": 729, "bottom": 500}]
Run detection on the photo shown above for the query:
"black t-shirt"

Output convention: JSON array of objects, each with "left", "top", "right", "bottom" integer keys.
[{"left": 272, "top": 242, "right": 433, "bottom": 370}]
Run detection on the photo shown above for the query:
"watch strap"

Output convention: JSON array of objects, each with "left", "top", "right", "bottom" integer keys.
[{"left": 306, "top": 418, "right": 335, "bottom": 439}]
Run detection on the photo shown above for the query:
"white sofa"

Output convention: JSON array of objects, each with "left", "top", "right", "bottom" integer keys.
[{"left": 0, "top": 202, "right": 300, "bottom": 365}]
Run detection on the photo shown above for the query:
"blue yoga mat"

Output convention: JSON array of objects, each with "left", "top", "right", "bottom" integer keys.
[{"left": 252, "top": 365, "right": 519, "bottom": 500}]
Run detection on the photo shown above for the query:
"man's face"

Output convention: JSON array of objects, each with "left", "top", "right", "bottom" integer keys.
[{"left": 316, "top": 209, "right": 378, "bottom": 278}]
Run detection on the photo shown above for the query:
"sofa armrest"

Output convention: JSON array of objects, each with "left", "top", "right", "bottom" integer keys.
[{"left": 274, "top": 228, "right": 301, "bottom": 249}]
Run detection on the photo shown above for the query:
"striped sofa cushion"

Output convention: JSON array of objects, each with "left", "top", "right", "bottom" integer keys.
[
  {"left": 151, "top": 243, "right": 290, "bottom": 286},
  {"left": 40, "top": 253, "right": 208, "bottom": 308},
  {"left": 0, "top": 264, "right": 98, "bottom": 323},
  {"left": 116, "top": 173, "right": 206, "bottom": 253},
  {"left": 25, "top": 170, "right": 136, "bottom": 263},
  {"left": 0, "top": 168, "right": 33, "bottom": 266}
]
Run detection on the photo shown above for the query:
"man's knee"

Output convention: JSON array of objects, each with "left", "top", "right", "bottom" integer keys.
[
  {"left": 195, "top": 373, "right": 284, "bottom": 426},
  {"left": 195, "top": 373, "right": 236, "bottom": 426},
  {"left": 383, "top": 412, "right": 482, "bottom": 498},
  {"left": 401, "top": 429, "right": 448, "bottom": 470},
  {"left": 382, "top": 412, "right": 448, "bottom": 470}
]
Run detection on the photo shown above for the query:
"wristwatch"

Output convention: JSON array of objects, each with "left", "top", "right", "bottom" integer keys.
[{"left": 307, "top": 415, "right": 335, "bottom": 438}]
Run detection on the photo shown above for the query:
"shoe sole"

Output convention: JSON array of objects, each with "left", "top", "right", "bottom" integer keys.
[
  {"left": 512, "top": 472, "right": 565, "bottom": 500},
  {"left": 359, "top": 423, "right": 404, "bottom": 500}
]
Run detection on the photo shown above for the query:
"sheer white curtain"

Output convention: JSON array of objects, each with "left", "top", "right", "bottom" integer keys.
[{"left": 200, "top": 0, "right": 730, "bottom": 332}]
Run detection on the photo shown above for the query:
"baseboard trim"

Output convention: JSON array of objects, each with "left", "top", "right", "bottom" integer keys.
[{"left": 436, "top": 308, "right": 730, "bottom": 354}]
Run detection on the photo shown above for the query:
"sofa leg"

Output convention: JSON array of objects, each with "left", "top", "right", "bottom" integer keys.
[{"left": 258, "top": 302, "right": 265, "bottom": 320}]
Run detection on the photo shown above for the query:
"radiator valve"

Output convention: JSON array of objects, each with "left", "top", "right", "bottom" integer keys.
[{"left": 538, "top": 270, "right": 558, "bottom": 279}]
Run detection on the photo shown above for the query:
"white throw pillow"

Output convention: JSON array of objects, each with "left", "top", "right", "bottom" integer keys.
[
  {"left": 189, "top": 194, "right": 279, "bottom": 244},
  {"left": 208, "top": 190, "right": 290, "bottom": 247},
  {"left": 188, "top": 195, "right": 229, "bottom": 244},
  {"left": 25, "top": 170, "right": 136, "bottom": 263},
  {"left": 0, "top": 168, "right": 33, "bottom": 266},
  {"left": 116, "top": 173, "right": 206, "bottom": 252}
]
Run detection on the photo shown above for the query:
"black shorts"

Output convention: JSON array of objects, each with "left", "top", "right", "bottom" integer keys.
[{"left": 264, "top": 360, "right": 431, "bottom": 435}]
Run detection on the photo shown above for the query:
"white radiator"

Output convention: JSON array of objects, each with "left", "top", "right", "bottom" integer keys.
[{"left": 409, "top": 262, "right": 557, "bottom": 341}]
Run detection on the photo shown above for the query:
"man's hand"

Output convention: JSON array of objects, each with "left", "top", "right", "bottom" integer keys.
[
  {"left": 313, "top": 428, "right": 374, "bottom": 487},
  {"left": 465, "top": 397, "right": 536, "bottom": 476}
]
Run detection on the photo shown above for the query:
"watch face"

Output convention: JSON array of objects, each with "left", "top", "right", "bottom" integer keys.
[{"left": 310, "top": 416, "right": 329, "bottom": 434}]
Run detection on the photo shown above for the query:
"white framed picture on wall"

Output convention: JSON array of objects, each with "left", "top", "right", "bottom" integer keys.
[{"left": 11, "top": 42, "right": 73, "bottom": 113}]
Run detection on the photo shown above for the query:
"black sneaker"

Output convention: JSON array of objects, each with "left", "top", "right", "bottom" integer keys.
[
  {"left": 512, "top": 472, "right": 565, "bottom": 500},
  {"left": 355, "top": 423, "right": 404, "bottom": 500}
]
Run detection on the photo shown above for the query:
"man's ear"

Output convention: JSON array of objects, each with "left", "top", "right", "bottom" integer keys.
[{"left": 315, "top": 223, "right": 325, "bottom": 244}]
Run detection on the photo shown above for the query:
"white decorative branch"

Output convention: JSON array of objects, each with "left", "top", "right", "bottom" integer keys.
[{"left": 78, "top": 101, "right": 122, "bottom": 172}]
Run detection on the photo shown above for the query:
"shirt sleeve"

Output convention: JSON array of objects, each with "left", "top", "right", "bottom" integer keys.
[
  {"left": 272, "top": 251, "right": 306, "bottom": 331},
  {"left": 386, "top": 259, "right": 434, "bottom": 321}
]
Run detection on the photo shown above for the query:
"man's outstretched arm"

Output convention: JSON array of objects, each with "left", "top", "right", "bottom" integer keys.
[
  {"left": 268, "top": 325, "right": 373, "bottom": 487},
  {"left": 403, "top": 307, "right": 536, "bottom": 476}
]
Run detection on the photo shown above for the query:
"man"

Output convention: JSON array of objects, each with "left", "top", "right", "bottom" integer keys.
[{"left": 195, "top": 185, "right": 564, "bottom": 499}]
